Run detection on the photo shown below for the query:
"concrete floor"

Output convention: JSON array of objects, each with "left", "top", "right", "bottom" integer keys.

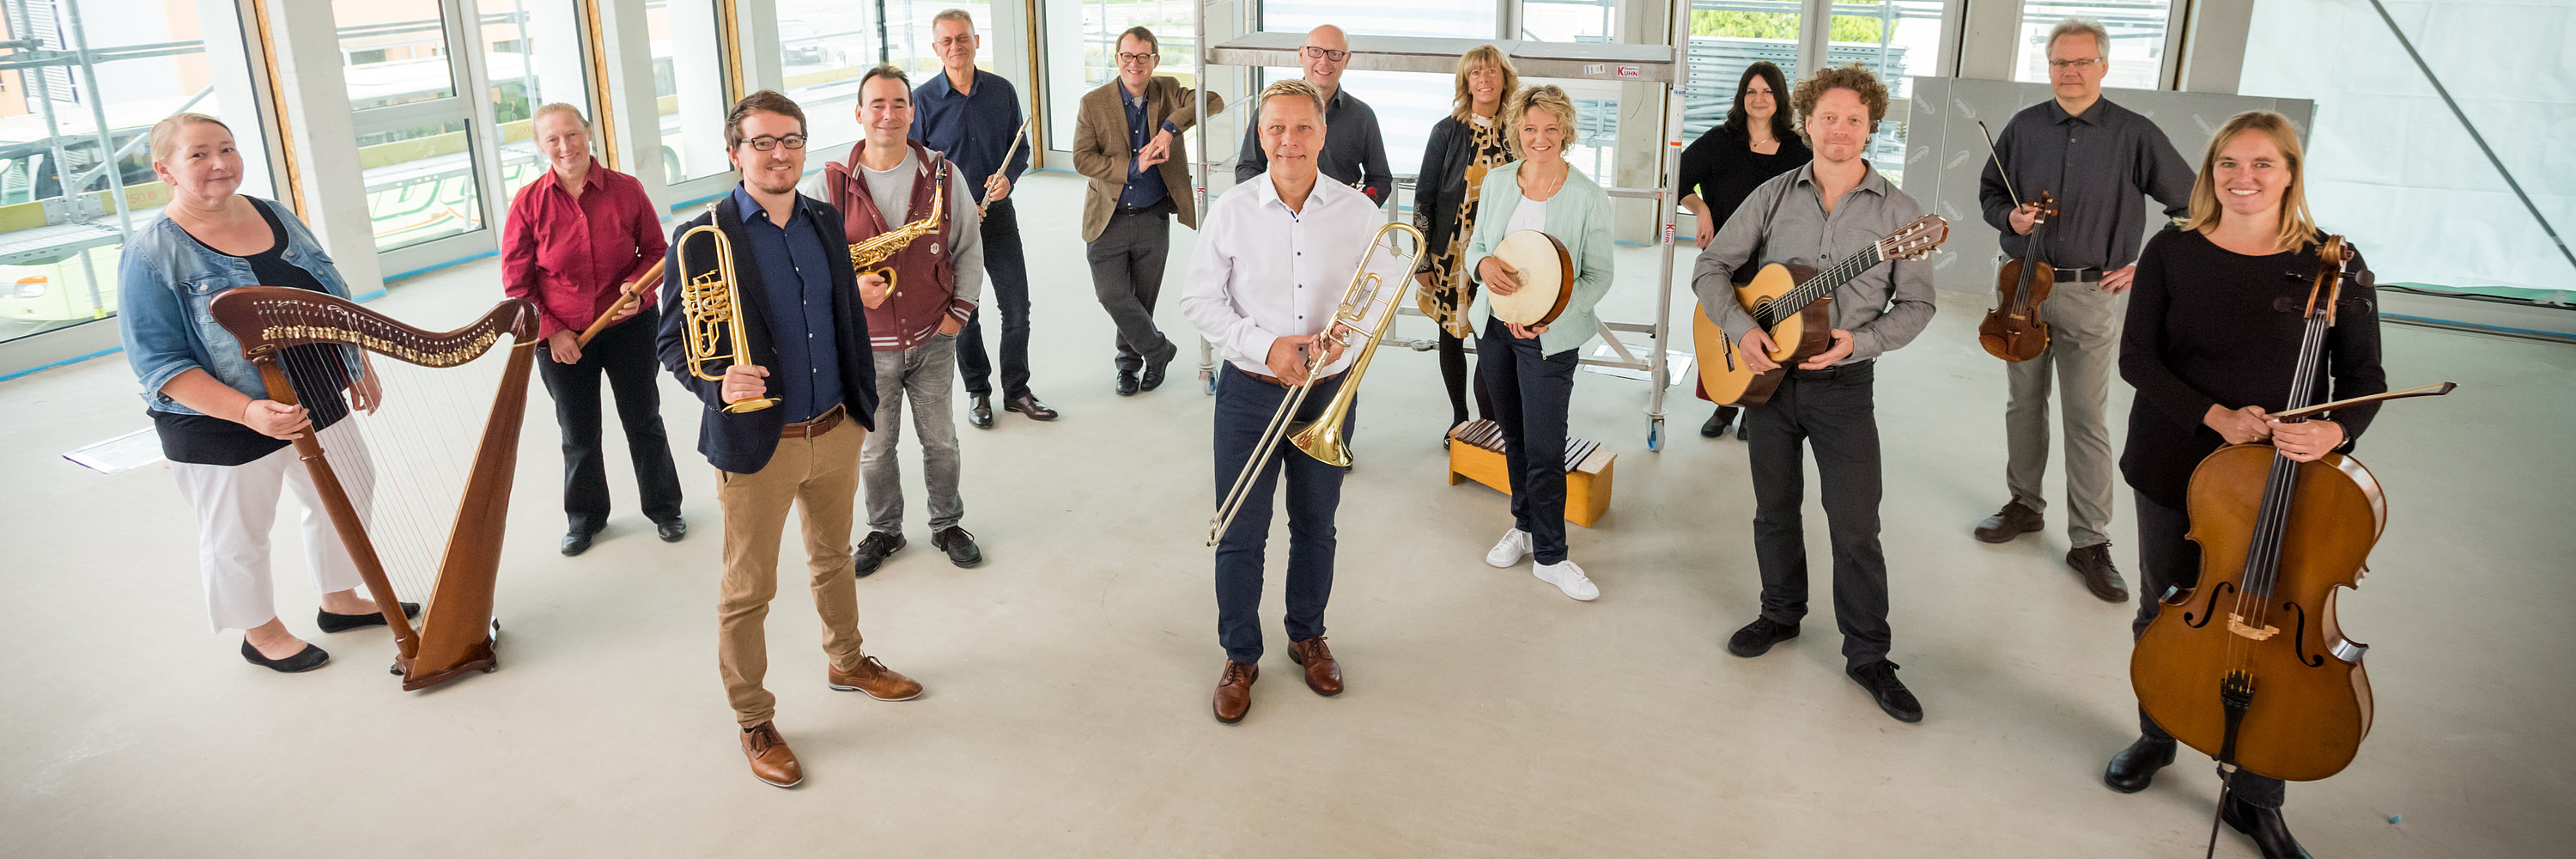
[{"left": 3, "top": 173, "right": 2569, "bottom": 857}]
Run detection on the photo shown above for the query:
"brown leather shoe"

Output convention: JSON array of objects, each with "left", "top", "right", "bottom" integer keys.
[
  {"left": 1285, "top": 637, "right": 1343, "bottom": 696},
  {"left": 1973, "top": 501, "right": 2044, "bottom": 544},
  {"left": 1212, "top": 661, "right": 1258, "bottom": 723},
  {"left": 2068, "top": 544, "right": 2131, "bottom": 603},
  {"left": 740, "top": 721, "right": 802, "bottom": 788},
  {"left": 827, "top": 655, "right": 924, "bottom": 701}
]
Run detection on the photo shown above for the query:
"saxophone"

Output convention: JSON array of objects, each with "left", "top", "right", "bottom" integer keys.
[{"left": 848, "top": 162, "right": 947, "bottom": 292}]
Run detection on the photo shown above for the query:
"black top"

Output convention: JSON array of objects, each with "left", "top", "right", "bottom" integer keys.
[
  {"left": 2119, "top": 227, "right": 2387, "bottom": 508},
  {"left": 1233, "top": 88, "right": 1394, "bottom": 205},
  {"left": 656, "top": 191, "right": 879, "bottom": 476},
  {"left": 1977, "top": 97, "right": 2193, "bottom": 271},
  {"left": 1677, "top": 124, "right": 1809, "bottom": 234},
  {"left": 153, "top": 198, "right": 350, "bottom": 466}
]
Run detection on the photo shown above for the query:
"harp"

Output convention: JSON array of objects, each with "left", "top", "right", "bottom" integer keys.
[{"left": 210, "top": 287, "right": 541, "bottom": 691}]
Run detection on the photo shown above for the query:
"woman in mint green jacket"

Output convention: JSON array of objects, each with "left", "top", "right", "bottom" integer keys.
[{"left": 1465, "top": 85, "right": 1613, "bottom": 602}]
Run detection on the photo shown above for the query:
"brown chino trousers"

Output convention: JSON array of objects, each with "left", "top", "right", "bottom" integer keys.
[{"left": 716, "top": 418, "right": 869, "bottom": 728}]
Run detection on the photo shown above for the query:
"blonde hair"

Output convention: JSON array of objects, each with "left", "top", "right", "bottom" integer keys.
[
  {"left": 2183, "top": 111, "right": 2318, "bottom": 253},
  {"left": 1258, "top": 78, "right": 1327, "bottom": 125},
  {"left": 1449, "top": 46, "right": 1519, "bottom": 123},
  {"left": 1789, "top": 64, "right": 1890, "bottom": 145},
  {"left": 1504, "top": 85, "right": 1578, "bottom": 159},
  {"left": 148, "top": 113, "right": 232, "bottom": 164},
  {"left": 531, "top": 102, "right": 589, "bottom": 130}
]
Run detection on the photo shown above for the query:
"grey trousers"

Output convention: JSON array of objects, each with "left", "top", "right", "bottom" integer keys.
[
  {"left": 862, "top": 336, "right": 965, "bottom": 533},
  {"left": 2003, "top": 277, "right": 2123, "bottom": 548},
  {"left": 1086, "top": 208, "right": 1180, "bottom": 372}
]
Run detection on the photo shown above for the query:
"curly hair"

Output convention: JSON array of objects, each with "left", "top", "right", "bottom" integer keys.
[
  {"left": 1789, "top": 64, "right": 1890, "bottom": 143},
  {"left": 1504, "top": 84, "right": 1579, "bottom": 159}
]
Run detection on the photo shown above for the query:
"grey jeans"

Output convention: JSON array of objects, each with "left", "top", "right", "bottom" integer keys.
[
  {"left": 862, "top": 336, "right": 964, "bottom": 533},
  {"left": 2003, "top": 277, "right": 2123, "bottom": 548}
]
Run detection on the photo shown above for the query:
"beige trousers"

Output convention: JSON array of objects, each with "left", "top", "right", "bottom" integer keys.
[{"left": 715, "top": 420, "right": 868, "bottom": 729}]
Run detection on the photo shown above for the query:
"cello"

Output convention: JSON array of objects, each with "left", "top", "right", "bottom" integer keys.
[
  {"left": 2129, "top": 236, "right": 2450, "bottom": 856},
  {"left": 1978, "top": 190, "right": 2057, "bottom": 362}
]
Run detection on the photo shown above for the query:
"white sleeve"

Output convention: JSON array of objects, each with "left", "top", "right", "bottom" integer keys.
[{"left": 1178, "top": 205, "right": 1276, "bottom": 365}]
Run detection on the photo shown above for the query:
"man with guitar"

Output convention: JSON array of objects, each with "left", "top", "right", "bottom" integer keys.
[
  {"left": 1971, "top": 18, "right": 2193, "bottom": 603},
  {"left": 1690, "top": 64, "right": 1936, "bottom": 724}
]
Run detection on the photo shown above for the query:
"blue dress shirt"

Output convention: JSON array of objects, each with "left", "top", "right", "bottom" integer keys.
[
  {"left": 910, "top": 70, "right": 1030, "bottom": 200},
  {"left": 1118, "top": 84, "right": 1178, "bottom": 210},
  {"left": 729, "top": 184, "right": 841, "bottom": 422}
]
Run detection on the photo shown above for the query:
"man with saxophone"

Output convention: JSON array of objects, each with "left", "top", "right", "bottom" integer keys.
[
  {"left": 1181, "top": 79, "right": 1382, "bottom": 724},
  {"left": 801, "top": 65, "right": 987, "bottom": 576},
  {"left": 658, "top": 90, "right": 922, "bottom": 789}
]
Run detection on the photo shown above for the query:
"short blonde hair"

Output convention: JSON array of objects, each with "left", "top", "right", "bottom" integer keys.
[
  {"left": 2183, "top": 111, "right": 2319, "bottom": 253},
  {"left": 531, "top": 102, "right": 589, "bottom": 130},
  {"left": 1504, "top": 85, "right": 1578, "bottom": 159},
  {"left": 1450, "top": 46, "right": 1519, "bottom": 124},
  {"left": 1258, "top": 78, "right": 1327, "bottom": 125},
  {"left": 149, "top": 113, "right": 232, "bottom": 164},
  {"left": 1789, "top": 64, "right": 1890, "bottom": 145}
]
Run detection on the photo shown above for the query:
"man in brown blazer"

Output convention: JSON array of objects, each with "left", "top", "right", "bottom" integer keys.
[{"left": 1074, "top": 25, "right": 1223, "bottom": 396}]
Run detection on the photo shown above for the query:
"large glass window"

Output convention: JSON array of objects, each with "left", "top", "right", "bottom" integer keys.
[
  {"left": 481, "top": 2, "right": 593, "bottom": 200},
  {"left": 337, "top": 0, "right": 485, "bottom": 252},
  {"left": 651, "top": 0, "right": 735, "bottom": 190},
  {"left": 1042, "top": 0, "right": 1195, "bottom": 155},
  {"left": 772, "top": 0, "right": 880, "bottom": 155},
  {"left": 1683, "top": 0, "right": 1806, "bottom": 140},
  {"left": 1832, "top": 1, "right": 1942, "bottom": 185},
  {"left": 1522, "top": 1, "right": 1618, "bottom": 41},
  {"left": 2014, "top": 1, "right": 2172, "bottom": 91},
  {"left": 1250, "top": 3, "right": 1504, "bottom": 187},
  {"left": 0, "top": 0, "right": 275, "bottom": 343}
]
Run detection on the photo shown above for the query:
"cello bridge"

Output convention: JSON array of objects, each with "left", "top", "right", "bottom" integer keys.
[{"left": 2227, "top": 613, "right": 2281, "bottom": 641}]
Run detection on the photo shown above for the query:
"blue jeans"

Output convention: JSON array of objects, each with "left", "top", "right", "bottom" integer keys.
[
  {"left": 1211, "top": 364, "right": 1351, "bottom": 664},
  {"left": 862, "top": 336, "right": 964, "bottom": 533},
  {"left": 1478, "top": 317, "right": 1578, "bottom": 564}
]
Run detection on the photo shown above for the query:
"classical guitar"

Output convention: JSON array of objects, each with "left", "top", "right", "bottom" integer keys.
[{"left": 1692, "top": 214, "right": 1947, "bottom": 406}]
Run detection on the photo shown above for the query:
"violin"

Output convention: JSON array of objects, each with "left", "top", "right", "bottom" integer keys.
[
  {"left": 2129, "top": 236, "right": 2447, "bottom": 855},
  {"left": 1979, "top": 192, "right": 2057, "bottom": 362}
]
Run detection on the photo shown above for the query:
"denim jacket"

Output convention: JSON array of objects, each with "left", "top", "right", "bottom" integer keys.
[{"left": 118, "top": 198, "right": 355, "bottom": 415}]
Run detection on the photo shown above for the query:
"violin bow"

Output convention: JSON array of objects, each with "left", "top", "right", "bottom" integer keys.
[
  {"left": 2272, "top": 382, "right": 2458, "bottom": 421},
  {"left": 1975, "top": 120, "right": 2021, "bottom": 209},
  {"left": 576, "top": 258, "right": 666, "bottom": 348}
]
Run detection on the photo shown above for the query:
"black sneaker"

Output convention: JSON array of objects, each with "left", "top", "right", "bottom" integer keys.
[
  {"left": 1725, "top": 617, "right": 1799, "bottom": 658},
  {"left": 930, "top": 526, "right": 982, "bottom": 568},
  {"left": 852, "top": 531, "right": 905, "bottom": 578},
  {"left": 1847, "top": 660, "right": 1923, "bottom": 723}
]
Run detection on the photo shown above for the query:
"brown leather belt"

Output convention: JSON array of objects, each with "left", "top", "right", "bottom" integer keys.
[{"left": 780, "top": 403, "right": 847, "bottom": 439}]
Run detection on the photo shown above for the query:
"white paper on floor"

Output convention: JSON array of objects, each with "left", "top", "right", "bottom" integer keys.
[
  {"left": 64, "top": 428, "right": 162, "bottom": 475},
  {"left": 1579, "top": 345, "right": 1692, "bottom": 385}
]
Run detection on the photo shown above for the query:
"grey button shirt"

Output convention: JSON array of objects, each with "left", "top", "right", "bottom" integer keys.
[
  {"left": 1978, "top": 96, "right": 2193, "bottom": 271},
  {"left": 1690, "top": 161, "right": 1938, "bottom": 365}
]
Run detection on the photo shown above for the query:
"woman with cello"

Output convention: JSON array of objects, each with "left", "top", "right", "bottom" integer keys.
[{"left": 2108, "top": 111, "right": 2385, "bottom": 859}]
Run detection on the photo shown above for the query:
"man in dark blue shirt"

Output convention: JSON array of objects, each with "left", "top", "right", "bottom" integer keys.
[{"left": 910, "top": 9, "right": 1054, "bottom": 428}]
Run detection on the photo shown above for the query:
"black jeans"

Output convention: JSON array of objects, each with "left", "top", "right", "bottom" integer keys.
[
  {"left": 536, "top": 307, "right": 683, "bottom": 533},
  {"left": 1436, "top": 326, "right": 1495, "bottom": 428},
  {"left": 1478, "top": 318, "right": 1577, "bottom": 564},
  {"left": 955, "top": 199, "right": 1032, "bottom": 400},
  {"left": 1211, "top": 365, "right": 1351, "bottom": 664},
  {"left": 1744, "top": 362, "right": 1891, "bottom": 667},
  {"left": 2131, "top": 490, "right": 2287, "bottom": 808},
  {"left": 1087, "top": 207, "right": 1179, "bottom": 373}
]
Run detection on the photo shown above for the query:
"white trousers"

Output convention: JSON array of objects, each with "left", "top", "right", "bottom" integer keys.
[{"left": 167, "top": 423, "right": 374, "bottom": 632}]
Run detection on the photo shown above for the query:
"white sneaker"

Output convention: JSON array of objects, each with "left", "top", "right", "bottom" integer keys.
[
  {"left": 1534, "top": 559, "right": 1600, "bottom": 601},
  {"left": 1485, "top": 528, "right": 1533, "bottom": 568}
]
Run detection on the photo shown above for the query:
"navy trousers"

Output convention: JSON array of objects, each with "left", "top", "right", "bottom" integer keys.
[
  {"left": 1210, "top": 364, "right": 1352, "bottom": 664},
  {"left": 1477, "top": 317, "right": 1577, "bottom": 564},
  {"left": 955, "top": 199, "right": 1032, "bottom": 400}
]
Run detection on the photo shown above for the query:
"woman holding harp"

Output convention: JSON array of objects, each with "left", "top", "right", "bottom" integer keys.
[
  {"left": 501, "top": 103, "right": 684, "bottom": 557},
  {"left": 118, "top": 113, "right": 410, "bottom": 672},
  {"left": 1467, "top": 85, "right": 1616, "bottom": 602}
]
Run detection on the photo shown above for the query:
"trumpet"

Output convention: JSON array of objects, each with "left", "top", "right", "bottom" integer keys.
[
  {"left": 1208, "top": 222, "right": 1425, "bottom": 546},
  {"left": 675, "top": 214, "right": 778, "bottom": 413}
]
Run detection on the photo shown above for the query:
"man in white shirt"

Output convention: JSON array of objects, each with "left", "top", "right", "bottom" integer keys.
[{"left": 1181, "top": 79, "right": 1381, "bottom": 725}]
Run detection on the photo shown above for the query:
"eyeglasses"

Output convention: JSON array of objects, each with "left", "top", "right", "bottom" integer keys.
[
  {"left": 1300, "top": 46, "right": 1350, "bottom": 62},
  {"left": 2049, "top": 58, "right": 2104, "bottom": 70},
  {"left": 740, "top": 134, "right": 807, "bottom": 152},
  {"left": 933, "top": 35, "right": 975, "bottom": 49},
  {"left": 1116, "top": 52, "right": 1157, "bottom": 64}
]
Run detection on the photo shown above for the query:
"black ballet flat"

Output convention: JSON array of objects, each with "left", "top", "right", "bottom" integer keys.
[
  {"left": 317, "top": 601, "right": 421, "bottom": 633},
  {"left": 241, "top": 639, "right": 330, "bottom": 673}
]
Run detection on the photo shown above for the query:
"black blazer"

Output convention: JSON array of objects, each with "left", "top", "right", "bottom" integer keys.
[
  {"left": 1411, "top": 115, "right": 1479, "bottom": 274},
  {"left": 655, "top": 192, "right": 880, "bottom": 475}
]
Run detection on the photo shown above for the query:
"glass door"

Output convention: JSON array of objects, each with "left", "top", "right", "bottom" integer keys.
[{"left": 335, "top": 0, "right": 488, "bottom": 267}]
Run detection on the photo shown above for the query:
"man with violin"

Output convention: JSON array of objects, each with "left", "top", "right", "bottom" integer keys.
[
  {"left": 1971, "top": 17, "right": 2192, "bottom": 602},
  {"left": 1691, "top": 65, "right": 1935, "bottom": 724}
]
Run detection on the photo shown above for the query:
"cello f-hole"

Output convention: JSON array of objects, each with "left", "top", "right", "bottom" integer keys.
[
  {"left": 2185, "top": 580, "right": 2236, "bottom": 628},
  {"left": 2287, "top": 600, "right": 2325, "bottom": 668}
]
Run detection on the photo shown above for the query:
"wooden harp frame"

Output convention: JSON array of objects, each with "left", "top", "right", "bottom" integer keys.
[{"left": 210, "top": 287, "right": 541, "bottom": 691}]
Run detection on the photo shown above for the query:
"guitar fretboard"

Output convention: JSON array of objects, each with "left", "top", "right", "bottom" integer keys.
[{"left": 1754, "top": 245, "right": 1888, "bottom": 329}]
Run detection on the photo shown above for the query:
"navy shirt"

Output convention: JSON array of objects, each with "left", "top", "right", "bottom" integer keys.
[
  {"left": 1117, "top": 82, "right": 1177, "bottom": 210},
  {"left": 910, "top": 70, "right": 1030, "bottom": 200},
  {"left": 729, "top": 184, "right": 841, "bottom": 422}
]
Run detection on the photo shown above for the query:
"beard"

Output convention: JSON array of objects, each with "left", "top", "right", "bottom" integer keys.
[{"left": 747, "top": 171, "right": 801, "bottom": 196}]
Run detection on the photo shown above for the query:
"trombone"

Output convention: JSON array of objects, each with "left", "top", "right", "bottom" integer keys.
[
  {"left": 1207, "top": 222, "right": 1425, "bottom": 546},
  {"left": 676, "top": 215, "right": 779, "bottom": 413}
]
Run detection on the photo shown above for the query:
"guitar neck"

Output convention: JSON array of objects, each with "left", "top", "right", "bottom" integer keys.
[{"left": 1763, "top": 246, "right": 1886, "bottom": 327}]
